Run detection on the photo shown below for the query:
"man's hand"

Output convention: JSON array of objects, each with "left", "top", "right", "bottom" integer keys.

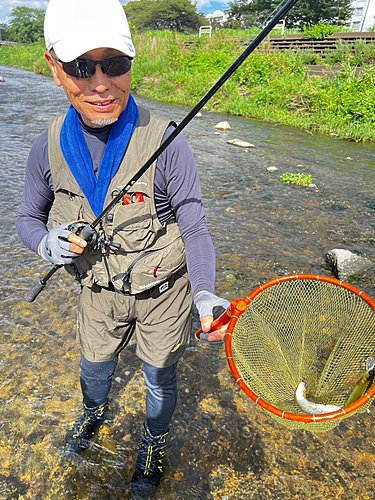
[
  {"left": 38, "top": 222, "right": 87, "bottom": 265},
  {"left": 193, "top": 291, "right": 230, "bottom": 344}
]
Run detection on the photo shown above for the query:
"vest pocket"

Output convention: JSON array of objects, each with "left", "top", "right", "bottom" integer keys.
[
  {"left": 50, "top": 190, "right": 86, "bottom": 225},
  {"left": 113, "top": 237, "right": 186, "bottom": 294},
  {"left": 111, "top": 200, "right": 156, "bottom": 253}
]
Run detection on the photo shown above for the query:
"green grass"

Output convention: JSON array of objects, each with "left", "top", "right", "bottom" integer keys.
[
  {"left": 1, "top": 33, "right": 375, "bottom": 141},
  {"left": 0, "top": 41, "right": 50, "bottom": 75},
  {"left": 130, "top": 33, "right": 375, "bottom": 141}
]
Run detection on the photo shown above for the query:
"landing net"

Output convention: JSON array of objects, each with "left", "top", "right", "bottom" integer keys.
[{"left": 225, "top": 275, "right": 375, "bottom": 432}]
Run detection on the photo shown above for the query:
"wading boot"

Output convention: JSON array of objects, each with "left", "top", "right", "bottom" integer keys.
[
  {"left": 131, "top": 422, "right": 169, "bottom": 499},
  {"left": 64, "top": 403, "right": 108, "bottom": 454}
]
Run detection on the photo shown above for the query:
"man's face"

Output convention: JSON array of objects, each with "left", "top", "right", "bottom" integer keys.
[{"left": 45, "top": 47, "right": 131, "bottom": 128}]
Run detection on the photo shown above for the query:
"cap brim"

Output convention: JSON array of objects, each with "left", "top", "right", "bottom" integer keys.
[{"left": 53, "top": 34, "right": 135, "bottom": 62}]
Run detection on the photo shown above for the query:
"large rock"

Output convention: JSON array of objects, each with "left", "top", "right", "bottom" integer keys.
[
  {"left": 0, "top": 77, "right": 4, "bottom": 82},
  {"left": 214, "top": 121, "right": 231, "bottom": 130},
  {"left": 326, "top": 249, "right": 373, "bottom": 280},
  {"left": 227, "top": 139, "right": 255, "bottom": 148}
]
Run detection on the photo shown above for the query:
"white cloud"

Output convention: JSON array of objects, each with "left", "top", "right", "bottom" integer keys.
[
  {"left": 0, "top": 1, "right": 49, "bottom": 23},
  {"left": 206, "top": 9, "right": 225, "bottom": 18},
  {"left": 195, "top": 0, "right": 213, "bottom": 8}
]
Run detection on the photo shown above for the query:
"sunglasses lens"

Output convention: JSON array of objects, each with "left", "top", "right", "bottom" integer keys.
[
  {"left": 63, "top": 59, "right": 96, "bottom": 78},
  {"left": 61, "top": 57, "right": 131, "bottom": 78},
  {"left": 103, "top": 57, "right": 132, "bottom": 77}
]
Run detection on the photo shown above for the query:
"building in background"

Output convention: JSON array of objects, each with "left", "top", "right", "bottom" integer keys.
[
  {"left": 206, "top": 8, "right": 230, "bottom": 26},
  {"left": 349, "top": 0, "right": 375, "bottom": 31}
]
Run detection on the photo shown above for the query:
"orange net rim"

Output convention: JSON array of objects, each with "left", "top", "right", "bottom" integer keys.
[{"left": 225, "top": 274, "right": 375, "bottom": 423}]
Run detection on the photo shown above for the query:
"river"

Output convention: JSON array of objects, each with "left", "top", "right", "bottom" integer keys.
[{"left": 1, "top": 64, "right": 375, "bottom": 499}]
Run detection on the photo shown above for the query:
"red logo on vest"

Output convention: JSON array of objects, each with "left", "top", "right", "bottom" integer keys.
[{"left": 123, "top": 192, "right": 145, "bottom": 205}]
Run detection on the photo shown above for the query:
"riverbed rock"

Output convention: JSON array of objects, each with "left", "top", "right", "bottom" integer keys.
[
  {"left": 326, "top": 249, "right": 373, "bottom": 280},
  {"left": 195, "top": 112, "right": 202, "bottom": 118},
  {"left": 214, "top": 121, "right": 231, "bottom": 130},
  {"left": 227, "top": 139, "right": 255, "bottom": 148},
  {"left": 267, "top": 166, "right": 279, "bottom": 172},
  {"left": 0, "top": 77, "right": 4, "bottom": 82}
]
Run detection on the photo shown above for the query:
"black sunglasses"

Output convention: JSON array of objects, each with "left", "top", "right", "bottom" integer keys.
[{"left": 50, "top": 52, "right": 132, "bottom": 79}]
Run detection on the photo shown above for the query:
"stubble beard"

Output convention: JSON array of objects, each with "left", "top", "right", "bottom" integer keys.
[{"left": 90, "top": 117, "right": 119, "bottom": 126}]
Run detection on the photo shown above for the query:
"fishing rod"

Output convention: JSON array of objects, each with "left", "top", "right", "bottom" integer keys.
[{"left": 24, "top": 0, "right": 299, "bottom": 303}]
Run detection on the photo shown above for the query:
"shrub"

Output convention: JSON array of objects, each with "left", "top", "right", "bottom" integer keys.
[{"left": 303, "top": 21, "right": 337, "bottom": 39}]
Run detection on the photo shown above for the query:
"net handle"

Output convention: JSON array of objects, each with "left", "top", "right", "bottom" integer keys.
[
  {"left": 195, "top": 299, "right": 240, "bottom": 340},
  {"left": 225, "top": 274, "right": 375, "bottom": 423}
]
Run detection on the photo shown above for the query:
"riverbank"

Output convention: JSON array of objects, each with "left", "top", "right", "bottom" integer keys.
[{"left": 1, "top": 33, "right": 374, "bottom": 141}]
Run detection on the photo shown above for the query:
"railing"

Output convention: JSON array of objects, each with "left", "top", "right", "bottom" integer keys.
[
  {"left": 184, "top": 31, "right": 375, "bottom": 58},
  {"left": 0, "top": 41, "right": 18, "bottom": 47},
  {"left": 185, "top": 31, "right": 375, "bottom": 56},
  {"left": 272, "top": 20, "right": 285, "bottom": 35},
  {"left": 239, "top": 32, "right": 375, "bottom": 57},
  {"left": 199, "top": 26, "right": 212, "bottom": 38}
]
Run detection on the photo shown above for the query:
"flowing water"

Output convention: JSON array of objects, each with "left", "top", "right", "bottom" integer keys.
[{"left": 1, "top": 65, "right": 375, "bottom": 499}]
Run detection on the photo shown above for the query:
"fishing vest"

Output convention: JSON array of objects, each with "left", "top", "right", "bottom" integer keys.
[{"left": 47, "top": 106, "right": 186, "bottom": 294}]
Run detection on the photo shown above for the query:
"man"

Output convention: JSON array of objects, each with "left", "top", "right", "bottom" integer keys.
[{"left": 16, "top": 0, "right": 229, "bottom": 497}]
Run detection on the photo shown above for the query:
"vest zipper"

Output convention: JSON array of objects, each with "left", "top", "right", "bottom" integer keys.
[
  {"left": 113, "top": 250, "right": 155, "bottom": 293},
  {"left": 112, "top": 236, "right": 182, "bottom": 294}
]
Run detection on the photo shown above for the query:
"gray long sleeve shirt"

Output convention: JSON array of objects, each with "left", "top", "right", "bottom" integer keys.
[{"left": 16, "top": 121, "right": 215, "bottom": 297}]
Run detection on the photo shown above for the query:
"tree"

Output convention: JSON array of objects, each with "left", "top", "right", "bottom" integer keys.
[
  {"left": 228, "top": 0, "right": 353, "bottom": 29},
  {"left": 286, "top": 0, "right": 353, "bottom": 28},
  {"left": 7, "top": 6, "right": 45, "bottom": 44},
  {"left": 124, "top": 0, "right": 205, "bottom": 33},
  {"left": 0, "top": 23, "right": 13, "bottom": 42},
  {"left": 228, "top": 0, "right": 258, "bottom": 28}
]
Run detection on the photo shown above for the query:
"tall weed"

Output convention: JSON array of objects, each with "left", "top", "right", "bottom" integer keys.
[{"left": 325, "top": 40, "right": 375, "bottom": 66}]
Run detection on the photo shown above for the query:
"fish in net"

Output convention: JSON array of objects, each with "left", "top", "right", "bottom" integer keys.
[{"left": 210, "top": 275, "right": 375, "bottom": 432}]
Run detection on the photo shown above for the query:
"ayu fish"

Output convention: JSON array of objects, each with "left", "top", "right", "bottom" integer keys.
[{"left": 295, "top": 382, "right": 342, "bottom": 415}]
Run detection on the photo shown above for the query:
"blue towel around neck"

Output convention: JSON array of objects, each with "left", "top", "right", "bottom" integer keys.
[{"left": 60, "top": 94, "right": 139, "bottom": 217}]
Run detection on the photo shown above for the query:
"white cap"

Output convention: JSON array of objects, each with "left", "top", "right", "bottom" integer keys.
[{"left": 44, "top": 0, "right": 135, "bottom": 62}]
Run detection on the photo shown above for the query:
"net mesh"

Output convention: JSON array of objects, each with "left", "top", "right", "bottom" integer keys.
[{"left": 231, "top": 278, "right": 375, "bottom": 432}]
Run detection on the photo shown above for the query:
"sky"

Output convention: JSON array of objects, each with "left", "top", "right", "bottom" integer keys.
[{"left": 0, "top": 0, "right": 230, "bottom": 25}]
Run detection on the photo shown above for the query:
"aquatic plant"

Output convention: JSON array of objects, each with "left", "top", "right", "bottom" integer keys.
[{"left": 279, "top": 172, "right": 312, "bottom": 186}]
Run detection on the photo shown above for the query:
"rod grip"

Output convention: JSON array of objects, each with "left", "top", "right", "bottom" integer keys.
[
  {"left": 24, "top": 281, "right": 46, "bottom": 303},
  {"left": 80, "top": 224, "right": 96, "bottom": 241}
]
